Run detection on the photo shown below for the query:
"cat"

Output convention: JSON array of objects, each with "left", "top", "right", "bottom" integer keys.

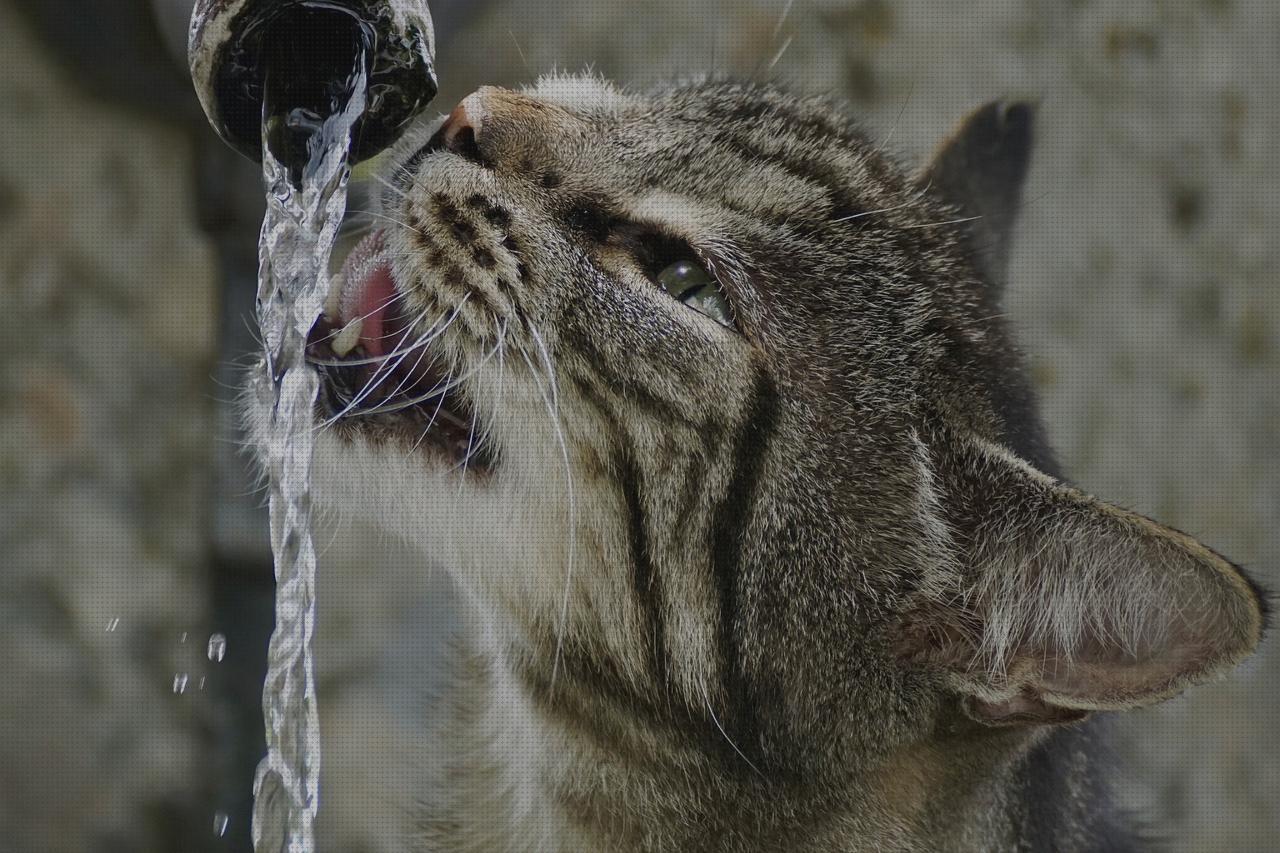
[{"left": 244, "top": 73, "right": 1267, "bottom": 851}]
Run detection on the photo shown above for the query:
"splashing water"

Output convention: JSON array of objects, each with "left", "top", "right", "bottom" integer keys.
[
  {"left": 249, "top": 47, "right": 371, "bottom": 853},
  {"left": 208, "top": 632, "right": 228, "bottom": 663}
]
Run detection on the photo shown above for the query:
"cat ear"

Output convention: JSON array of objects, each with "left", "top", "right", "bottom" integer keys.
[
  {"left": 919, "top": 100, "right": 1035, "bottom": 284},
  {"left": 898, "top": 430, "right": 1266, "bottom": 726}
]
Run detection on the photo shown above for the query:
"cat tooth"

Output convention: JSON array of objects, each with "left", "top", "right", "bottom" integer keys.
[
  {"left": 324, "top": 272, "right": 345, "bottom": 321},
  {"left": 332, "top": 318, "right": 363, "bottom": 356}
]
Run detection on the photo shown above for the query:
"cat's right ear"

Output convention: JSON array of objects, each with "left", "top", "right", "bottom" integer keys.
[{"left": 919, "top": 101, "right": 1036, "bottom": 284}]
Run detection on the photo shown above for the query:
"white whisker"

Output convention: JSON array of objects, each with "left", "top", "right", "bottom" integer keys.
[
  {"left": 507, "top": 28, "right": 533, "bottom": 75},
  {"left": 697, "top": 679, "right": 764, "bottom": 778},
  {"left": 492, "top": 319, "right": 508, "bottom": 427},
  {"left": 240, "top": 312, "right": 266, "bottom": 349},
  {"left": 348, "top": 324, "right": 504, "bottom": 419},
  {"left": 832, "top": 179, "right": 933, "bottom": 225},
  {"left": 379, "top": 318, "right": 441, "bottom": 406},
  {"left": 764, "top": 34, "right": 794, "bottom": 74},
  {"left": 318, "top": 305, "right": 439, "bottom": 427},
  {"left": 524, "top": 322, "right": 576, "bottom": 693},
  {"left": 902, "top": 214, "right": 983, "bottom": 230},
  {"left": 311, "top": 293, "right": 468, "bottom": 414},
  {"left": 411, "top": 381, "right": 451, "bottom": 454},
  {"left": 338, "top": 218, "right": 377, "bottom": 239},
  {"left": 772, "top": 0, "right": 795, "bottom": 41},
  {"left": 527, "top": 323, "right": 560, "bottom": 412},
  {"left": 875, "top": 81, "right": 916, "bottom": 156},
  {"left": 367, "top": 171, "right": 410, "bottom": 203},
  {"left": 453, "top": 319, "right": 508, "bottom": 485},
  {"left": 308, "top": 302, "right": 454, "bottom": 367},
  {"left": 310, "top": 288, "right": 408, "bottom": 347},
  {"left": 358, "top": 208, "right": 428, "bottom": 236},
  {"left": 453, "top": 415, "right": 480, "bottom": 488}
]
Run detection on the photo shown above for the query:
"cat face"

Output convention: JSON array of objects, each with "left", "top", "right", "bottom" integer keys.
[
  {"left": 245, "top": 74, "right": 1262, "bottom": 771},
  {"left": 291, "top": 75, "right": 971, "bottom": 705}
]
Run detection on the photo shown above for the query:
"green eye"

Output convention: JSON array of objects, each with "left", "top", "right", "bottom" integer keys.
[{"left": 655, "top": 260, "right": 733, "bottom": 328}]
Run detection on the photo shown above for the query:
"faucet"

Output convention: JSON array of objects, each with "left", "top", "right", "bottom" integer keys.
[{"left": 188, "top": 0, "right": 438, "bottom": 164}]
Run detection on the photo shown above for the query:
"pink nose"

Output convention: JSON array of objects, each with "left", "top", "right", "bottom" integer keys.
[{"left": 435, "top": 91, "right": 490, "bottom": 162}]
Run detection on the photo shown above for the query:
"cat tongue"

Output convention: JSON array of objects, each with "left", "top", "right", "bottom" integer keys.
[
  {"left": 334, "top": 230, "right": 396, "bottom": 358},
  {"left": 349, "top": 263, "right": 396, "bottom": 358}
]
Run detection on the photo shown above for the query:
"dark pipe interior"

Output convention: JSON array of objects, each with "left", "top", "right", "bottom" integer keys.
[
  {"left": 212, "top": 1, "right": 437, "bottom": 164},
  {"left": 259, "top": 7, "right": 372, "bottom": 184}
]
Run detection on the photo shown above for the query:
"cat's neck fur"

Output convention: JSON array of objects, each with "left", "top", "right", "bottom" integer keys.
[{"left": 415, "top": 622, "right": 1124, "bottom": 853}]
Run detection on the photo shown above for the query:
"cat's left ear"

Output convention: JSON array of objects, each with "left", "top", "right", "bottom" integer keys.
[
  {"left": 897, "top": 428, "right": 1267, "bottom": 726},
  {"left": 919, "top": 100, "right": 1036, "bottom": 284}
]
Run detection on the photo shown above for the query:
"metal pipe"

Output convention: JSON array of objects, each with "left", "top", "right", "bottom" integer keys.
[{"left": 188, "top": 0, "right": 438, "bottom": 164}]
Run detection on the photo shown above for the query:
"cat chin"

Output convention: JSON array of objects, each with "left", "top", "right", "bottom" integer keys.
[
  {"left": 309, "top": 431, "right": 477, "bottom": 546},
  {"left": 244, "top": 380, "right": 575, "bottom": 591}
]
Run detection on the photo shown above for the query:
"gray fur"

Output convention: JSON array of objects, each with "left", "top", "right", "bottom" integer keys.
[{"left": 244, "top": 73, "right": 1265, "bottom": 851}]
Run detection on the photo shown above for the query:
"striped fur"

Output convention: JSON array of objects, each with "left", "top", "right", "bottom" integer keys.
[{"left": 242, "top": 73, "right": 1265, "bottom": 851}]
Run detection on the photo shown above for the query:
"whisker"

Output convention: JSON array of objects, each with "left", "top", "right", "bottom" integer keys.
[
  {"left": 901, "top": 214, "right": 983, "bottom": 230},
  {"left": 338, "top": 216, "right": 377, "bottom": 238},
  {"left": 358, "top": 208, "right": 428, "bottom": 236},
  {"left": 310, "top": 289, "right": 408, "bottom": 346},
  {"left": 764, "top": 34, "right": 794, "bottom": 75},
  {"left": 492, "top": 319, "right": 508, "bottom": 434},
  {"left": 410, "top": 358, "right": 454, "bottom": 454},
  {"left": 378, "top": 316, "right": 442, "bottom": 407},
  {"left": 875, "top": 81, "right": 916, "bottom": 156},
  {"left": 307, "top": 299, "right": 462, "bottom": 368},
  {"left": 456, "top": 413, "right": 479, "bottom": 485},
  {"left": 348, "top": 324, "right": 504, "bottom": 419},
  {"left": 771, "top": 0, "right": 795, "bottom": 42},
  {"left": 833, "top": 201, "right": 912, "bottom": 225},
  {"left": 240, "top": 312, "right": 266, "bottom": 349},
  {"left": 832, "top": 179, "right": 934, "bottom": 225},
  {"left": 452, "top": 319, "right": 509, "bottom": 484},
  {"left": 507, "top": 28, "right": 533, "bottom": 75},
  {"left": 319, "top": 307, "right": 435, "bottom": 425},
  {"left": 698, "top": 679, "right": 765, "bottom": 778},
  {"left": 524, "top": 321, "right": 576, "bottom": 693},
  {"left": 367, "top": 171, "right": 409, "bottom": 204},
  {"left": 527, "top": 323, "right": 560, "bottom": 413},
  {"left": 208, "top": 371, "right": 253, "bottom": 393}
]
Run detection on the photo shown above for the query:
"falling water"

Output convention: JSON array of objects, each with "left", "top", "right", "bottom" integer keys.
[{"left": 248, "top": 43, "right": 371, "bottom": 853}]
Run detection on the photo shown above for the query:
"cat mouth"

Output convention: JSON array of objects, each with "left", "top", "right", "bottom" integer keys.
[{"left": 305, "top": 229, "right": 493, "bottom": 472}]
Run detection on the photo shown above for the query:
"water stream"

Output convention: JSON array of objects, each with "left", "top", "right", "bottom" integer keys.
[{"left": 248, "top": 51, "right": 370, "bottom": 853}]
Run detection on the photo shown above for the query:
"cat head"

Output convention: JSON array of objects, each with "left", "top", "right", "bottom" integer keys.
[{"left": 253, "top": 74, "right": 1265, "bottom": 759}]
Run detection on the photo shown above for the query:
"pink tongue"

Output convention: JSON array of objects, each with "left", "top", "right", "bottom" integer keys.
[{"left": 350, "top": 263, "right": 396, "bottom": 357}]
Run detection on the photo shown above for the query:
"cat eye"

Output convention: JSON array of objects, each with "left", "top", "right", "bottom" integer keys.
[{"left": 655, "top": 260, "right": 733, "bottom": 328}]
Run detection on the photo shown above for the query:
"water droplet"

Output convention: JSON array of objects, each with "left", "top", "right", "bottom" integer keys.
[
  {"left": 213, "top": 811, "right": 230, "bottom": 837},
  {"left": 105, "top": 617, "right": 120, "bottom": 633},
  {"left": 208, "top": 632, "right": 228, "bottom": 662},
  {"left": 173, "top": 673, "right": 189, "bottom": 694}
]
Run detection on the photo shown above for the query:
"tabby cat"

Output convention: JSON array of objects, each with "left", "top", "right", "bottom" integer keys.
[{"left": 245, "top": 73, "right": 1266, "bottom": 851}]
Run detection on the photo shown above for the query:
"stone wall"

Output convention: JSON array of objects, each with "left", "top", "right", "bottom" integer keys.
[{"left": 0, "top": 2, "right": 218, "bottom": 849}]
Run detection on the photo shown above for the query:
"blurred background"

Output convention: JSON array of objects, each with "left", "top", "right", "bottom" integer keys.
[{"left": 1, "top": 0, "right": 1276, "bottom": 850}]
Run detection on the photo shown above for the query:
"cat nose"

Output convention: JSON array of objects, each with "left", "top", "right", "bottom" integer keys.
[
  {"left": 429, "top": 88, "right": 500, "bottom": 166},
  {"left": 424, "top": 86, "right": 569, "bottom": 171},
  {"left": 432, "top": 98, "right": 485, "bottom": 164}
]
